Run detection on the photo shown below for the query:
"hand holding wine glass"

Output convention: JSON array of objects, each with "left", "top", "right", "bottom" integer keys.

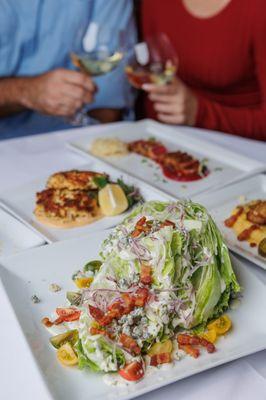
[
  {"left": 69, "top": 23, "right": 124, "bottom": 126},
  {"left": 125, "top": 33, "right": 178, "bottom": 89},
  {"left": 145, "top": 77, "right": 198, "bottom": 126},
  {"left": 125, "top": 33, "right": 198, "bottom": 126}
]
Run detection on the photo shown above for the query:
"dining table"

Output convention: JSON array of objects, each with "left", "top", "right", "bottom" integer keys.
[{"left": 0, "top": 121, "right": 265, "bottom": 400}]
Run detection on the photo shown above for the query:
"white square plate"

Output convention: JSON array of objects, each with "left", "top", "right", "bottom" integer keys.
[
  {"left": 0, "top": 206, "right": 45, "bottom": 257},
  {"left": 195, "top": 174, "right": 266, "bottom": 269},
  {"left": 0, "top": 159, "right": 172, "bottom": 243},
  {"left": 67, "top": 119, "right": 264, "bottom": 199},
  {"left": 0, "top": 231, "right": 265, "bottom": 400}
]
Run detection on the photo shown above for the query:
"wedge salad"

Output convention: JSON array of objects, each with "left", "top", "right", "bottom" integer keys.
[{"left": 42, "top": 200, "right": 240, "bottom": 384}]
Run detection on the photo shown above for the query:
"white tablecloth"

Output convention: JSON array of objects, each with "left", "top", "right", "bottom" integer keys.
[{"left": 0, "top": 122, "right": 265, "bottom": 400}]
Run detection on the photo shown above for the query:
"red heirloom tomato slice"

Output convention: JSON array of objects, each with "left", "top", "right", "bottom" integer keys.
[{"left": 118, "top": 361, "right": 145, "bottom": 381}]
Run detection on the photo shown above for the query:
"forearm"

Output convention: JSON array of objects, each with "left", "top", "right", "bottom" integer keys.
[
  {"left": 195, "top": 95, "right": 266, "bottom": 141},
  {"left": 0, "top": 77, "right": 31, "bottom": 116}
]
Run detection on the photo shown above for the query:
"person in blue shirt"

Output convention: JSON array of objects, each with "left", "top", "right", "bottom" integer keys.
[{"left": 0, "top": 0, "right": 136, "bottom": 140}]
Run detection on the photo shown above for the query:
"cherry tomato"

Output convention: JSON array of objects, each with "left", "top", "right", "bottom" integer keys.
[
  {"left": 200, "top": 329, "right": 217, "bottom": 344},
  {"left": 207, "top": 315, "right": 232, "bottom": 335},
  {"left": 57, "top": 342, "right": 78, "bottom": 366},
  {"left": 74, "top": 277, "right": 93, "bottom": 289},
  {"left": 118, "top": 361, "right": 145, "bottom": 382},
  {"left": 148, "top": 339, "right": 173, "bottom": 356}
]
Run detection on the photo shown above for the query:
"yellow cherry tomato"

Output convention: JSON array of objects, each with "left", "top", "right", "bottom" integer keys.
[
  {"left": 200, "top": 329, "right": 217, "bottom": 344},
  {"left": 207, "top": 315, "right": 232, "bottom": 335},
  {"left": 148, "top": 339, "right": 173, "bottom": 356},
  {"left": 57, "top": 342, "right": 78, "bottom": 366},
  {"left": 74, "top": 277, "right": 93, "bottom": 289}
]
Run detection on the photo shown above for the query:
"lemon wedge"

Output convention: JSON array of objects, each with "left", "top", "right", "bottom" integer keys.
[{"left": 98, "top": 184, "right": 128, "bottom": 216}]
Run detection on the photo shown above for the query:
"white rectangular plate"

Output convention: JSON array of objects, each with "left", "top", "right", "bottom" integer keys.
[
  {"left": 67, "top": 119, "right": 264, "bottom": 198},
  {"left": 195, "top": 174, "right": 266, "bottom": 269},
  {"left": 0, "top": 159, "right": 172, "bottom": 243},
  {"left": 0, "top": 206, "right": 45, "bottom": 257},
  {"left": 0, "top": 231, "right": 265, "bottom": 400}
]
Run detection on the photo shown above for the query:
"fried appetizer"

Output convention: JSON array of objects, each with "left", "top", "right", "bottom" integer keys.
[
  {"left": 224, "top": 199, "right": 266, "bottom": 257},
  {"left": 34, "top": 188, "right": 102, "bottom": 228},
  {"left": 47, "top": 170, "right": 108, "bottom": 191}
]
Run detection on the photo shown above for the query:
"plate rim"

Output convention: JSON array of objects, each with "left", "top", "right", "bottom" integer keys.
[
  {"left": 66, "top": 119, "right": 265, "bottom": 199},
  {"left": 0, "top": 232, "right": 266, "bottom": 400}
]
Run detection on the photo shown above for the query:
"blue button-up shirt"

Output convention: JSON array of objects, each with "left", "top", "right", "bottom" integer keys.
[{"left": 0, "top": 0, "right": 136, "bottom": 139}]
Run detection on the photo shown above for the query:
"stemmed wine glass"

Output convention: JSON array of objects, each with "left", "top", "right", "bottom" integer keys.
[
  {"left": 70, "top": 23, "right": 125, "bottom": 126},
  {"left": 125, "top": 33, "right": 178, "bottom": 89}
]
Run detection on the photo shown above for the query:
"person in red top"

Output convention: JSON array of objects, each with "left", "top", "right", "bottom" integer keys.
[{"left": 141, "top": 0, "right": 266, "bottom": 141}]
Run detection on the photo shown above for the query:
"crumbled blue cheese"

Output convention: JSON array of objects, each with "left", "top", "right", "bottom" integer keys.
[
  {"left": 49, "top": 283, "right": 61, "bottom": 292},
  {"left": 31, "top": 294, "right": 40, "bottom": 303}
]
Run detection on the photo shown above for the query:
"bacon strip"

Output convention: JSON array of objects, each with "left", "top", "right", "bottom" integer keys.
[
  {"left": 89, "top": 288, "right": 150, "bottom": 328},
  {"left": 150, "top": 352, "right": 171, "bottom": 366},
  {"left": 177, "top": 334, "right": 216, "bottom": 354},
  {"left": 89, "top": 305, "right": 104, "bottom": 321},
  {"left": 42, "top": 317, "right": 53, "bottom": 327},
  {"left": 178, "top": 344, "right": 200, "bottom": 358},
  {"left": 120, "top": 333, "right": 141, "bottom": 355},
  {"left": 140, "top": 264, "right": 152, "bottom": 285},
  {"left": 90, "top": 326, "right": 106, "bottom": 336},
  {"left": 133, "top": 287, "right": 149, "bottom": 307},
  {"left": 198, "top": 337, "right": 216, "bottom": 354},
  {"left": 136, "top": 216, "right": 146, "bottom": 227},
  {"left": 160, "top": 220, "right": 176, "bottom": 229}
]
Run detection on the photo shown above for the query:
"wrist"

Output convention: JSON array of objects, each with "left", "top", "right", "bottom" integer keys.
[{"left": 18, "top": 76, "right": 36, "bottom": 109}]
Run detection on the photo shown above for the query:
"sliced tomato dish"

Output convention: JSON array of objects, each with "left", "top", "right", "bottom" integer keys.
[
  {"left": 159, "top": 151, "right": 209, "bottom": 182},
  {"left": 128, "top": 139, "right": 167, "bottom": 161}
]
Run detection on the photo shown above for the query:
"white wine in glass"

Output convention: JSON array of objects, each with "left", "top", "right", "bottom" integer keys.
[
  {"left": 71, "top": 50, "right": 123, "bottom": 77},
  {"left": 70, "top": 24, "right": 124, "bottom": 125},
  {"left": 125, "top": 33, "right": 178, "bottom": 89}
]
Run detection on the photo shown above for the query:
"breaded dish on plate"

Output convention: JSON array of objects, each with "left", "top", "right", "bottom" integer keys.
[
  {"left": 47, "top": 170, "right": 108, "bottom": 191},
  {"left": 224, "top": 199, "right": 266, "bottom": 257},
  {"left": 34, "top": 188, "right": 102, "bottom": 228}
]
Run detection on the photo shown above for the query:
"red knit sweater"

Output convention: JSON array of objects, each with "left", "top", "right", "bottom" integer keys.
[{"left": 142, "top": 0, "right": 266, "bottom": 141}]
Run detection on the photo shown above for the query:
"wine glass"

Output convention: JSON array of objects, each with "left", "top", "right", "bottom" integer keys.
[
  {"left": 69, "top": 23, "right": 125, "bottom": 126},
  {"left": 125, "top": 33, "right": 178, "bottom": 89}
]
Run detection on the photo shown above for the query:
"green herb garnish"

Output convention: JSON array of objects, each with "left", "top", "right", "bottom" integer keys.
[
  {"left": 93, "top": 175, "right": 109, "bottom": 189},
  {"left": 117, "top": 178, "right": 143, "bottom": 208}
]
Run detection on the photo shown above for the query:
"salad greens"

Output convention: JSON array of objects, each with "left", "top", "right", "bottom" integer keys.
[{"left": 45, "top": 200, "right": 240, "bottom": 379}]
